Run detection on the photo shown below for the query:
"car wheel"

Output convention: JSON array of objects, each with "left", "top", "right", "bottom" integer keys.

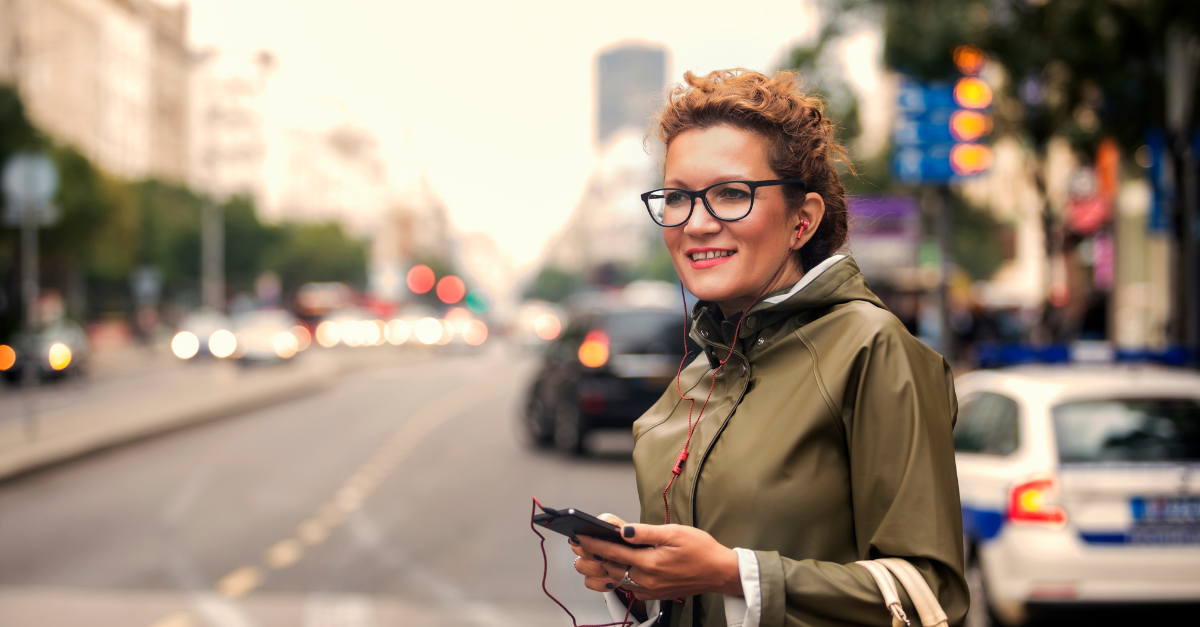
[
  {"left": 965, "top": 552, "right": 999, "bottom": 627},
  {"left": 554, "top": 399, "right": 587, "bottom": 455},
  {"left": 525, "top": 396, "right": 554, "bottom": 448}
]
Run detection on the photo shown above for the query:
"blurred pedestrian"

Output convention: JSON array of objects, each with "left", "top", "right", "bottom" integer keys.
[{"left": 568, "top": 69, "right": 967, "bottom": 627}]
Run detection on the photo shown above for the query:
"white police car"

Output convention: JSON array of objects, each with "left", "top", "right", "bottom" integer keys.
[{"left": 954, "top": 364, "right": 1200, "bottom": 626}]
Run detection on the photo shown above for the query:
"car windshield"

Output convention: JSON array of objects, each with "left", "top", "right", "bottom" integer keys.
[
  {"left": 1053, "top": 398, "right": 1200, "bottom": 463},
  {"left": 602, "top": 311, "right": 687, "bottom": 355}
]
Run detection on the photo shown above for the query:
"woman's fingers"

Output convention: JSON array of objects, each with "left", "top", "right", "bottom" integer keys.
[
  {"left": 583, "top": 576, "right": 618, "bottom": 592},
  {"left": 597, "top": 513, "right": 627, "bottom": 527},
  {"left": 573, "top": 555, "right": 613, "bottom": 579}
]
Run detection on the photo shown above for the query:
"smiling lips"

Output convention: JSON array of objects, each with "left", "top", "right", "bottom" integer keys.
[{"left": 686, "top": 248, "right": 736, "bottom": 269}]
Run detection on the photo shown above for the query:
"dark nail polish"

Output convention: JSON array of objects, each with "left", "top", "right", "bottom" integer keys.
[
  {"left": 569, "top": 536, "right": 579, "bottom": 545},
  {"left": 623, "top": 526, "right": 635, "bottom": 538},
  {"left": 606, "top": 583, "right": 614, "bottom": 590},
  {"left": 593, "top": 554, "right": 604, "bottom": 562}
]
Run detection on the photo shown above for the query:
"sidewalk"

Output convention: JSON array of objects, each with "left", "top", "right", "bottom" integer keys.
[{"left": 0, "top": 350, "right": 341, "bottom": 481}]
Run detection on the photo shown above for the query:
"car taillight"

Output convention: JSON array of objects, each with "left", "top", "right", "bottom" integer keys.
[
  {"left": 578, "top": 330, "right": 610, "bottom": 368},
  {"left": 1008, "top": 478, "right": 1067, "bottom": 526}
]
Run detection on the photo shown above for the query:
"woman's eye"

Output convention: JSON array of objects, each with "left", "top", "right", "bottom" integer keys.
[
  {"left": 716, "top": 187, "right": 750, "bottom": 200},
  {"left": 665, "top": 191, "right": 689, "bottom": 206}
]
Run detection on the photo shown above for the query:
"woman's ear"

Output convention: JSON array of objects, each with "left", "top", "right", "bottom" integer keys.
[{"left": 794, "top": 193, "right": 826, "bottom": 247}]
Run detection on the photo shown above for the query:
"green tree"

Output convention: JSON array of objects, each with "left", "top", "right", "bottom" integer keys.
[
  {"left": 263, "top": 221, "right": 367, "bottom": 294},
  {"left": 523, "top": 266, "right": 584, "bottom": 303}
]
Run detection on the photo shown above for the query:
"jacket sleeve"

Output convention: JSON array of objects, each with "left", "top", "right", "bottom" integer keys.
[{"left": 754, "top": 326, "right": 969, "bottom": 627}]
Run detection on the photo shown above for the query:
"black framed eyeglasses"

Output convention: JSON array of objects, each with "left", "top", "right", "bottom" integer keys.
[{"left": 640, "top": 179, "right": 807, "bottom": 227}]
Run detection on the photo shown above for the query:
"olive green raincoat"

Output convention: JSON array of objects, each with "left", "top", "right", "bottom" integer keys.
[{"left": 631, "top": 256, "right": 968, "bottom": 627}]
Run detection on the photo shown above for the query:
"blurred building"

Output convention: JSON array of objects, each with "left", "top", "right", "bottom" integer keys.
[
  {"left": 542, "top": 130, "right": 659, "bottom": 274},
  {"left": 0, "top": 0, "right": 190, "bottom": 182},
  {"left": 596, "top": 43, "right": 667, "bottom": 147},
  {"left": 271, "top": 120, "right": 391, "bottom": 232},
  {"left": 190, "top": 50, "right": 273, "bottom": 202}
]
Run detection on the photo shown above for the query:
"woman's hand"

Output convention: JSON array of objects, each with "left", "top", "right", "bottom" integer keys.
[
  {"left": 576, "top": 521, "right": 742, "bottom": 601},
  {"left": 569, "top": 513, "right": 631, "bottom": 593}
]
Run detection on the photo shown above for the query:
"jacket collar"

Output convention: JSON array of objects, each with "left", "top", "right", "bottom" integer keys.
[{"left": 688, "top": 256, "right": 887, "bottom": 354}]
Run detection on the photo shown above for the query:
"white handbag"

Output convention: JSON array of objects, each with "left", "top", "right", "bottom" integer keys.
[{"left": 855, "top": 559, "right": 949, "bottom": 627}]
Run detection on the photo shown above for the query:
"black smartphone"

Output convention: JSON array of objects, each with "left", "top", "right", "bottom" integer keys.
[{"left": 533, "top": 507, "right": 649, "bottom": 548}]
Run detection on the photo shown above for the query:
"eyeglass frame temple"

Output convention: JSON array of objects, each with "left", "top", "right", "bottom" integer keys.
[{"left": 640, "top": 179, "right": 808, "bottom": 227}]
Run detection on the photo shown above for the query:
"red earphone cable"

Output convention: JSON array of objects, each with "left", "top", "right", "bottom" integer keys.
[
  {"left": 531, "top": 497, "right": 634, "bottom": 627},
  {"left": 662, "top": 220, "right": 808, "bottom": 525}
]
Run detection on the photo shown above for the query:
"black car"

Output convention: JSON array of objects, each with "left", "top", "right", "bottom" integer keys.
[{"left": 523, "top": 308, "right": 698, "bottom": 454}]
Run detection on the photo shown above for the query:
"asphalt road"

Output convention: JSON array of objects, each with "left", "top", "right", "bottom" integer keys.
[{"left": 0, "top": 343, "right": 640, "bottom": 627}]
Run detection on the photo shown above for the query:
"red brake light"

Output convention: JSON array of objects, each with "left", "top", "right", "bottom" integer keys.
[
  {"left": 1008, "top": 478, "right": 1067, "bottom": 525},
  {"left": 578, "top": 330, "right": 610, "bottom": 368}
]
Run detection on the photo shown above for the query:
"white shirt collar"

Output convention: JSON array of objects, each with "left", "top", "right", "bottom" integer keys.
[{"left": 761, "top": 254, "right": 847, "bottom": 305}]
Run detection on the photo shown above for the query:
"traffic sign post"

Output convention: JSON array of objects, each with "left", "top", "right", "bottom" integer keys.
[{"left": 3, "top": 151, "right": 60, "bottom": 441}]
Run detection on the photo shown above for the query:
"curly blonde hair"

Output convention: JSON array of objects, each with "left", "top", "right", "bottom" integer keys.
[{"left": 654, "top": 69, "right": 850, "bottom": 271}]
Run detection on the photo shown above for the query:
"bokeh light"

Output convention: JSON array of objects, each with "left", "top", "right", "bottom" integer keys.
[
  {"left": 436, "top": 276, "right": 465, "bottom": 304},
  {"left": 952, "top": 44, "right": 987, "bottom": 75},
  {"left": 953, "top": 77, "right": 992, "bottom": 109},
  {"left": 437, "top": 319, "right": 455, "bottom": 345},
  {"left": 463, "top": 320, "right": 488, "bottom": 346},
  {"left": 48, "top": 343, "right": 72, "bottom": 370},
  {"left": 949, "top": 110, "right": 991, "bottom": 142},
  {"left": 171, "top": 331, "right": 200, "bottom": 359},
  {"left": 407, "top": 265, "right": 435, "bottom": 294},
  {"left": 340, "top": 320, "right": 363, "bottom": 347},
  {"left": 208, "top": 330, "right": 237, "bottom": 358},
  {"left": 359, "top": 320, "right": 382, "bottom": 346},
  {"left": 385, "top": 319, "right": 411, "bottom": 345},
  {"left": 414, "top": 317, "right": 444, "bottom": 345},
  {"left": 0, "top": 344, "right": 15, "bottom": 370},
  {"left": 465, "top": 290, "right": 489, "bottom": 313},
  {"left": 949, "top": 143, "right": 993, "bottom": 175},
  {"left": 315, "top": 320, "right": 341, "bottom": 348},
  {"left": 273, "top": 332, "right": 299, "bottom": 359},
  {"left": 291, "top": 325, "right": 312, "bottom": 351},
  {"left": 577, "top": 330, "right": 609, "bottom": 368},
  {"left": 534, "top": 314, "right": 561, "bottom": 341}
]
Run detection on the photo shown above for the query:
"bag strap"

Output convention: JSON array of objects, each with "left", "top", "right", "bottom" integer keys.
[
  {"left": 855, "top": 559, "right": 948, "bottom": 627},
  {"left": 855, "top": 561, "right": 909, "bottom": 627}
]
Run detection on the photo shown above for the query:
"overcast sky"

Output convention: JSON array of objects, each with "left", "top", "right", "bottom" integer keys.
[{"left": 188, "top": 1, "right": 835, "bottom": 274}]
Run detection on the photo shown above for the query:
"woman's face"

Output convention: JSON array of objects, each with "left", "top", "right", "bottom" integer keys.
[{"left": 662, "top": 125, "right": 823, "bottom": 316}]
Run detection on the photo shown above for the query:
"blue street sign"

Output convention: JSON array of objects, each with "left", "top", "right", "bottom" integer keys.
[
  {"left": 896, "top": 80, "right": 957, "bottom": 113},
  {"left": 893, "top": 145, "right": 957, "bottom": 182},
  {"left": 892, "top": 77, "right": 992, "bottom": 184}
]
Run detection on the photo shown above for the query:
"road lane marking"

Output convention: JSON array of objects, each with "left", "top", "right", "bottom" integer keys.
[
  {"left": 150, "top": 374, "right": 516, "bottom": 626},
  {"left": 216, "top": 566, "right": 263, "bottom": 599},
  {"left": 296, "top": 518, "right": 329, "bottom": 546},
  {"left": 149, "top": 610, "right": 197, "bottom": 627},
  {"left": 264, "top": 538, "right": 304, "bottom": 569}
]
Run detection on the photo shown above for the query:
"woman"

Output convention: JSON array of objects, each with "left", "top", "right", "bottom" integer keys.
[{"left": 568, "top": 69, "right": 969, "bottom": 627}]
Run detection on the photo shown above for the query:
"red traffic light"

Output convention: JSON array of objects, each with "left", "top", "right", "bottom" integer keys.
[
  {"left": 954, "top": 77, "right": 993, "bottom": 109},
  {"left": 406, "top": 265, "right": 435, "bottom": 294},
  {"left": 436, "top": 275, "right": 465, "bottom": 304},
  {"left": 953, "top": 45, "right": 987, "bottom": 76},
  {"left": 949, "top": 110, "right": 992, "bottom": 142},
  {"left": 950, "top": 143, "right": 993, "bottom": 176}
]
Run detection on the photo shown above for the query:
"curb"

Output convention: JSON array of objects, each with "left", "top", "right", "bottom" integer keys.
[{"left": 0, "top": 355, "right": 340, "bottom": 481}]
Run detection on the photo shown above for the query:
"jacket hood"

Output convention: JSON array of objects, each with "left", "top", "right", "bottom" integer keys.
[{"left": 690, "top": 255, "right": 888, "bottom": 344}]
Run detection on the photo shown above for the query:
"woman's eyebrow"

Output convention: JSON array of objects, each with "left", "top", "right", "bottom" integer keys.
[{"left": 664, "top": 175, "right": 753, "bottom": 188}]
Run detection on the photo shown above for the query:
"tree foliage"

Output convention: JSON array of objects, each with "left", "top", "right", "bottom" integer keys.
[{"left": 875, "top": 0, "right": 1200, "bottom": 153}]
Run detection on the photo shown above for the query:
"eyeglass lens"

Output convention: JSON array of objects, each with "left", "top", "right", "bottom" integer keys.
[{"left": 645, "top": 182, "right": 754, "bottom": 226}]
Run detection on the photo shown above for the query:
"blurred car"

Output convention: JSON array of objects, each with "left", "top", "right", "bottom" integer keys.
[
  {"left": 954, "top": 365, "right": 1200, "bottom": 626},
  {"left": 171, "top": 308, "right": 234, "bottom": 360},
  {"left": 0, "top": 319, "right": 88, "bottom": 383},
  {"left": 522, "top": 307, "right": 698, "bottom": 454},
  {"left": 232, "top": 309, "right": 304, "bottom": 363},
  {"left": 314, "top": 307, "right": 379, "bottom": 348}
]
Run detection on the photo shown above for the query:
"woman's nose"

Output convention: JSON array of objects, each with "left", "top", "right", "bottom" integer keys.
[{"left": 683, "top": 199, "right": 721, "bottom": 236}]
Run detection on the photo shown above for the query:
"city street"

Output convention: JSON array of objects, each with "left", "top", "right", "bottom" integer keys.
[{"left": 0, "top": 345, "right": 639, "bottom": 627}]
